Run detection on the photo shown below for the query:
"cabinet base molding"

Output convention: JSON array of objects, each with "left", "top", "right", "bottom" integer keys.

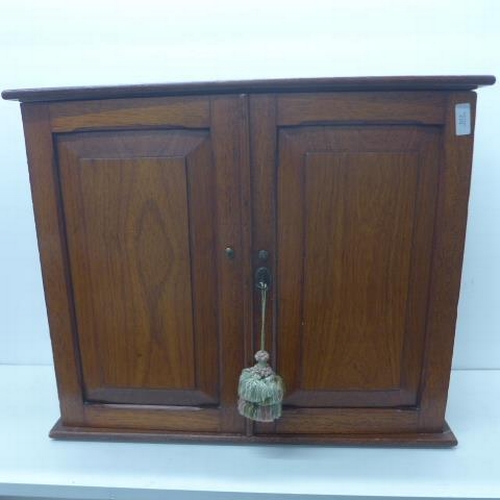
[{"left": 50, "top": 419, "right": 457, "bottom": 447}]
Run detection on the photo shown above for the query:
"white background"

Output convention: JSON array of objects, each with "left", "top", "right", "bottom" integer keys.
[{"left": 1, "top": 0, "right": 499, "bottom": 367}]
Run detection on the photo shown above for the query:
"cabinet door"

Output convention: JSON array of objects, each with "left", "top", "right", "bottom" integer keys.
[
  {"left": 25, "top": 96, "right": 250, "bottom": 435},
  {"left": 250, "top": 93, "right": 446, "bottom": 436}
]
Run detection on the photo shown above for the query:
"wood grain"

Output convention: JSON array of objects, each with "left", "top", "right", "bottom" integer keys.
[
  {"left": 49, "top": 96, "right": 209, "bottom": 132},
  {"left": 277, "top": 92, "right": 446, "bottom": 125},
  {"left": 50, "top": 418, "right": 457, "bottom": 446},
  {"left": 301, "top": 150, "right": 418, "bottom": 391},
  {"left": 418, "top": 91, "right": 478, "bottom": 431},
  {"left": 276, "top": 126, "right": 439, "bottom": 412},
  {"left": 57, "top": 130, "right": 218, "bottom": 407},
  {"left": 83, "top": 404, "right": 220, "bottom": 432},
  {"left": 21, "top": 103, "right": 85, "bottom": 426},
  {"left": 62, "top": 155, "right": 196, "bottom": 391},
  {"left": 210, "top": 95, "right": 251, "bottom": 434},
  {"left": 274, "top": 408, "right": 419, "bottom": 434}
]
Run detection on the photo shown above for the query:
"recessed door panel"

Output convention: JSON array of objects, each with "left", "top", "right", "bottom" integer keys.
[
  {"left": 301, "top": 151, "right": 417, "bottom": 391},
  {"left": 276, "top": 126, "right": 440, "bottom": 409},
  {"left": 57, "top": 129, "right": 218, "bottom": 407}
]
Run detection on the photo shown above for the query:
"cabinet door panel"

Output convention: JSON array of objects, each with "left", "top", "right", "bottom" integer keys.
[
  {"left": 57, "top": 129, "right": 218, "bottom": 407},
  {"left": 301, "top": 151, "right": 417, "bottom": 390},
  {"left": 277, "top": 126, "right": 440, "bottom": 409}
]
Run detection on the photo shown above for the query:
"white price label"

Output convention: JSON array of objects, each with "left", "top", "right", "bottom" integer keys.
[{"left": 455, "top": 103, "right": 471, "bottom": 136}]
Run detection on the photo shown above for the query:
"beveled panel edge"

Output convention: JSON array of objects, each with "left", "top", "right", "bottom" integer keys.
[
  {"left": 49, "top": 418, "right": 457, "bottom": 446},
  {"left": 3, "top": 76, "right": 495, "bottom": 102}
]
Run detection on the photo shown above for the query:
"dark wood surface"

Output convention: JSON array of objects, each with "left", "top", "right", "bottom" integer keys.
[
  {"left": 3, "top": 75, "right": 495, "bottom": 102},
  {"left": 276, "top": 124, "right": 440, "bottom": 411},
  {"left": 277, "top": 91, "right": 448, "bottom": 124},
  {"left": 210, "top": 95, "right": 251, "bottom": 435},
  {"left": 14, "top": 77, "right": 493, "bottom": 445},
  {"left": 48, "top": 96, "right": 210, "bottom": 132},
  {"left": 22, "top": 95, "right": 249, "bottom": 434},
  {"left": 243, "top": 91, "right": 458, "bottom": 438},
  {"left": 21, "top": 103, "right": 86, "bottom": 426},
  {"left": 50, "top": 418, "right": 457, "bottom": 446},
  {"left": 417, "top": 92, "right": 478, "bottom": 431},
  {"left": 56, "top": 129, "right": 218, "bottom": 407}
]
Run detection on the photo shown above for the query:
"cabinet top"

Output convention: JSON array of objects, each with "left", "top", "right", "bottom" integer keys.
[{"left": 2, "top": 75, "right": 495, "bottom": 103}]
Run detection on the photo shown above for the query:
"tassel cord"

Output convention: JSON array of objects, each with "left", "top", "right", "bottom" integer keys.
[{"left": 259, "top": 282, "right": 268, "bottom": 352}]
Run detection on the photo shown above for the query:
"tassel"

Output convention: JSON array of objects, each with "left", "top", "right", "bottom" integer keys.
[{"left": 238, "top": 279, "right": 284, "bottom": 422}]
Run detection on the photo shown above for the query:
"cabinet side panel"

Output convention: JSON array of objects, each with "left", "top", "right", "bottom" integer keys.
[
  {"left": 21, "top": 103, "right": 85, "bottom": 425},
  {"left": 418, "top": 92, "right": 478, "bottom": 431}
]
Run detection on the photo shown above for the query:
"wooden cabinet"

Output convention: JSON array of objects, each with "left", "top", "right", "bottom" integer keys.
[{"left": 3, "top": 76, "right": 495, "bottom": 445}]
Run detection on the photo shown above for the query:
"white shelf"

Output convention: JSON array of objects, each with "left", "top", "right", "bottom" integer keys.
[{"left": 1, "top": 365, "right": 499, "bottom": 500}]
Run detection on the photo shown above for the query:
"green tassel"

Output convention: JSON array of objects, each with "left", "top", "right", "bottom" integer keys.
[
  {"left": 238, "top": 282, "right": 284, "bottom": 422},
  {"left": 238, "top": 398, "right": 282, "bottom": 422},
  {"left": 237, "top": 350, "right": 284, "bottom": 422}
]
